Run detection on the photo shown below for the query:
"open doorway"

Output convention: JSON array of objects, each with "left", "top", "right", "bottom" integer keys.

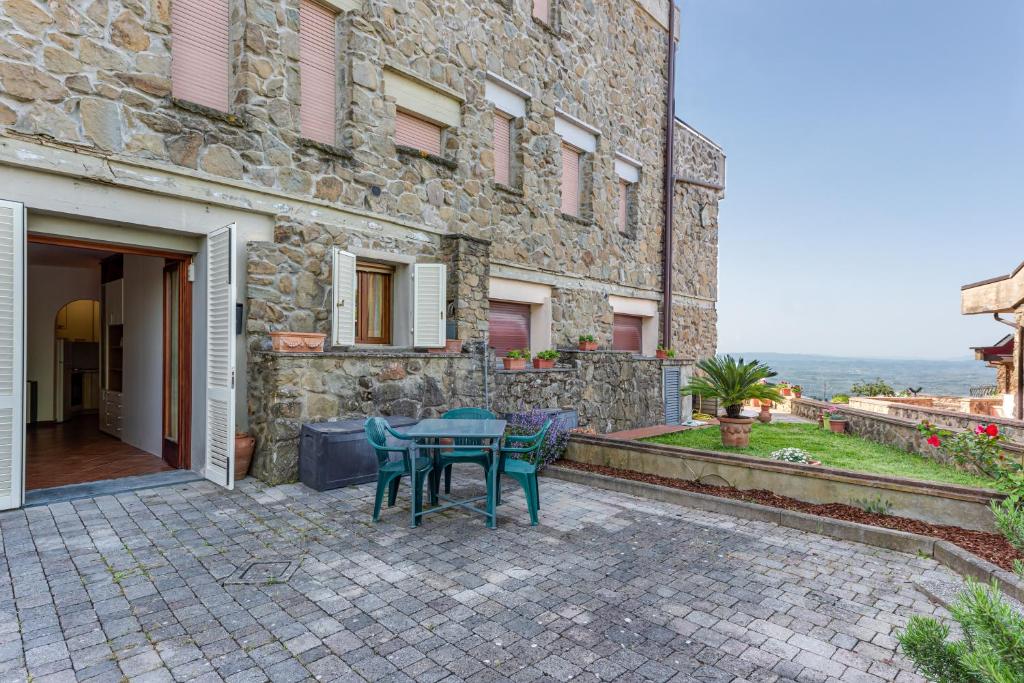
[{"left": 24, "top": 238, "right": 193, "bottom": 490}]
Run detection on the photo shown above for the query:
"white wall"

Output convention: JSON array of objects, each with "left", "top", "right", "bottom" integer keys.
[
  {"left": 26, "top": 264, "right": 100, "bottom": 422},
  {"left": 121, "top": 254, "right": 164, "bottom": 456}
]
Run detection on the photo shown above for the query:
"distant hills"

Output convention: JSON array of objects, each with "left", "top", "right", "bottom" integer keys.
[{"left": 723, "top": 352, "right": 996, "bottom": 399}]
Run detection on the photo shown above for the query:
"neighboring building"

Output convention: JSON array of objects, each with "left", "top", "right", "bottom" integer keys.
[
  {"left": 0, "top": 0, "right": 724, "bottom": 506},
  {"left": 962, "top": 259, "right": 1024, "bottom": 420}
]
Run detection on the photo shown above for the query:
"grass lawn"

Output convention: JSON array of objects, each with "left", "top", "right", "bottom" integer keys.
[{"left": 645, "top": 422, "right": 998, "bottom": 490}]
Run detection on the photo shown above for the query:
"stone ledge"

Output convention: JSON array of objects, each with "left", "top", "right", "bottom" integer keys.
[
  {"left": 493, "top": 181, "right": 525, "bottom": 198},
  {"left": 543, "top": 465, "right": 1024, "bottom": 602},
  {"left": 299, "top": 137, "right": 353, "bottom": 160},
  {"left": 170, "top": 98, "right": 246, "bottom": 127},
  {"left": 259, "top": 349, "right": 466, "bottom": 359},
  {"left": 495, "top": 367, "right": 575, "bottom": 375},
  {"left": 559, "top": 212, "right": 595, "bottom": 227},
  {"left": 396, "top": 145, "right": 458, "bottom": 171}
]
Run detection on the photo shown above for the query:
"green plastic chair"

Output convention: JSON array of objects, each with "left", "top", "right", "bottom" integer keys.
[
  {"left": 496, "top": 419, "right": 552, "bottom": 526},
  {"left": 432, "top": 407, "right": 498, "bottom": 498},
  {"left": 364, "top": 417, "right": 433, "bottom": 524}
]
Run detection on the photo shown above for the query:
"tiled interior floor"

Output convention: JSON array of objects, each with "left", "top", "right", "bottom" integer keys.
[{"left": 25, "top": 415, "right": 172, "bottom": 490}]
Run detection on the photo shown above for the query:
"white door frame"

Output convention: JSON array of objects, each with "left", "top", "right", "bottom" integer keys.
[{"left": 0, "top": 200, "right": 26, "bottom": 511}]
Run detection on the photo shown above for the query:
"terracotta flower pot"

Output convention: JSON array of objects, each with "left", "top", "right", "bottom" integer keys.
[
  {"left": 270, "top": 331, "right": 326, "bottom": 352},
  {"left": 533, "top": 358, "right": 555, "bottom": 369},
  {"left": 503, "top": 357, "right": 527, "bottom": 370},
  {"left": 781, "top": 388, "right": 792, "bottom": 396},
  {"left": 793, "top": 391, "right": 802, "bottom": 398},
  {"left": 656, "top": 350, "right": 668, "bottom": 359},
  {"left": 757, "top": 406, "right": 772, "bottom": 424},
  {"left": 718, "top": 416, "right": 754, "bottom": 448},
  {"left": 235, "top": 432, "right": 255, "bottom": 480},
  {"left": 578, "top": 341, "right": 598, "bottom": 351},
  {"left": 429, "top": 339, "right": 464, "bottom": 354},
  {"left": 829, "top": 419, "right": 847, "bottom": 434}
]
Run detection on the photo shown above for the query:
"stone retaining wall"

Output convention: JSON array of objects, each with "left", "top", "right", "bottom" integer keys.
[
  {"left": 847, "top": 396, "right": 1024, "bottom": 442},
  {"left": 564, "top": 434, "right": 1004, "bottom": 531},
  {"left": 792, "top": 398, "right": 1024, "bottom": 470},
  {"left": 250, "top": 349, "right": 692, "bottom": 484}
]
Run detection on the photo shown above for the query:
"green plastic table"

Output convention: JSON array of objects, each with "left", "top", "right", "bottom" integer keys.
[{"left": 400, "top": 418, "right": 506, "bottom": 529}]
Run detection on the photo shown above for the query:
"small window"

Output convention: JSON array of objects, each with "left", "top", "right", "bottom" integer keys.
[
  {"left": 170, "top": 0, "right": 230, "bottom": 111},
  {"left": 299, "top": 0, "right": 338, "bottom": 146},
  {"left": 560, "top": 143, "right": 581, "bottom": 216},
  {"left": 396, "top": 110, "right": 443, "bottom": 156},
  {"left": 533, "top": 0, "right": 550, "bottom": 22},
  {"left": 493, "top": 111, "right": 512, "bottom": 185},
  {"left": 489, "top": 300, "right": 531, "bottom": 357},
  {"left": 612, "top": 314, "right": 642, "bottom": 352},
  {"left": 356, "top": 263, "right": 393, "bottom": 345}
]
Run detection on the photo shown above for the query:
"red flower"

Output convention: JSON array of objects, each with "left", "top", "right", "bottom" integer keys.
[
  {"left": 986, "top": 424, "right": 999, "bottom": 437},
  {"left": 926, "top": 435, "right": 941, "bottom": 448}
]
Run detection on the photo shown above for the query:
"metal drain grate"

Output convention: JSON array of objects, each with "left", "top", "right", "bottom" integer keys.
[{"left": 223, "top": 560, "right": 300, "bottom": 585}]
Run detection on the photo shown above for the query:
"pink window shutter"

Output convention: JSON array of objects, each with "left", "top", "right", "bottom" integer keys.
[
  {"left": 493, "top": 112, "right": 512, "bottom": 185},
  {"left": 618, "top": 180, "right": 629, "bottom": 230},
  {"left": 299, "top": 0, "right": 337, "bottom": 146},
  {"left": 560, "top": 144, "right": 580, "bottom": 216},
  {"left": 171, "top": 0, "right": 230, "bottom": 111},
  {"left": 533, "top": 0, "right": 549, "bottom": 21},
  {"left": 396, "top": 111, "right": 443, "bottom": 156}
]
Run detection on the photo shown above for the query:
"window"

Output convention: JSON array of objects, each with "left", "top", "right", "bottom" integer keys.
[
  {"left": 493, "top": 112, "right": 512, "bottom": 185},
  {"left": 618, "top": 180, "right": 629, "bottom": 232},
  {"left": 489, "top": 301, "right": 531, "bottom": 356},
  {"left": 299, "top": 0, "right": 337, "bottom": 146},
  {"left": 560, "top": 143, "right": 581, "bottom": 216},
  {"left": 170, "top": 0, "right": 230, "bottom": 111},
  {"left": 612, "top": 314, "right": 643, "bottom": 353},
  {"left": 533, "top": 0, "right": 550, "bottom": 22},
  {"left": 395, "top": 110, "right": 443, "bottom": 156},
  {"left": 356, "top": 263, "right": 392, "bottom": 345}
]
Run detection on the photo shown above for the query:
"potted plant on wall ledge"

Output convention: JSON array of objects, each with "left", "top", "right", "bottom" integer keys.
[
  {"left": 503, "top": 349, "right": 530, "bottom": 370},
  {"left": 533, "top": 349, "right": 559, "bottom": 369},
  {"left": 791, "top": 384, "right": 803, "bottom": 399},
  {"left": 270, "top": 330, "right": 327, "bottom": 352},
  {"left": 656, "top": 345, "right": 676, "bottom": 360},
  {"left": 778, "top": 381, "right": 792, "bottom": 396},
  {"left": 682, "top": 355, "right": 783, "bottom": 448},
  {"left": 821, "top": 407, "right": 848, "bottom": 433},
  {"left": 578, "top": 334, "right": 598, "bottom": 351}
]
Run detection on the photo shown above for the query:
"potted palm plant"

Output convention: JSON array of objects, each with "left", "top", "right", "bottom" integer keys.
[{"left": 682, "top": 355, "right": 783, "bottom": 448}]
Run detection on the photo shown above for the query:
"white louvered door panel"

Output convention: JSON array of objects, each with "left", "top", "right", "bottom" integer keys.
[
  {"left": 413, "top": 263, "right": 446, "bottom": 348},
  {"left": 332, "top": 248, "right": 356, "bottom": 346},
  {"left": 0, "top": 201, "right": 24, "bottom": 510},
  {"left": 663, "top": 367, "right": 682, "bottom": 426},
  {"left": 205, "top": 224, "right": 236, "bottom": 489}
]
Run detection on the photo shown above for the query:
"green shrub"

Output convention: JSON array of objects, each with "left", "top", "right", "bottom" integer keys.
[
  {"left": 991, "top": 494, "right": 1024, "bottom": 553},
  {"left": 831, "top": 394, "right": 850, "bottom": 404},
  {"left": 851, "top": 379, "right": 895, "bottom": 397},
  {"left": 898, "top": 579, "right": 1024, "bottom": 682}
]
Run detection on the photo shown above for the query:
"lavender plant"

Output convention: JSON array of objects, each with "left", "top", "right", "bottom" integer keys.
[{"left": 503, "top": 409, "right": 571, "bottom": 469}]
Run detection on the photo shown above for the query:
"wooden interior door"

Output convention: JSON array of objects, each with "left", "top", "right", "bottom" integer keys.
[{"left": 162, "top": 260, "right": 192, "bottom": 469}]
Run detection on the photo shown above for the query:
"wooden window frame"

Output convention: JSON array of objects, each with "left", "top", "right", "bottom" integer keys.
[{"left": 356, "top": 262, "right": 393, "bottom": 345}]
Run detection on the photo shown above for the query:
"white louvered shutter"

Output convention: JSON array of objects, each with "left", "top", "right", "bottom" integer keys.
[
  {"left": 413, "top": 263, "right": 446, "bottom": 348},
  {"left": 0, "top": 201, "right": 24, "bottom": 510},
  {"left": 332, "top": 248, "right": 356, "bottom": 346},
  {"left": 205, "top": 224, "right": 236, "bottom": 489},
  {"left": 663, "top": 366, "right": 682, "bottom": 425}
]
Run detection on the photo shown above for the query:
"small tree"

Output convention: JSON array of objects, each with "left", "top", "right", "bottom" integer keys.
[
  {"left": 682, "top": 356, "right": 783, "bottom": 419},
  {"left": 898, "top": 579, "right": 1024, "bottom": 682},
  {"left": 850, "top": 378, "right": 896, "bottom": 397}
]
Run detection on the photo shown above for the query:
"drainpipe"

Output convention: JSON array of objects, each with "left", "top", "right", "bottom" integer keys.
[
  {"left": 661, "top": 1, "right": 678, "bottom": 347},
  {"left": 994, "top": 313, "right": 1024, "bottom": 420}
]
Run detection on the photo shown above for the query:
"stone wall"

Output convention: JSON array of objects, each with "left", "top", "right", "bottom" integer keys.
[
  {"left": 250, "top": 348, "right": 690, "bottom": 483},
  {"left": 792, "top": 398, "right": 1024, "bottom": 472},
  {"left": 846, "top": 396, "right": 1024, "bottom": 443}
]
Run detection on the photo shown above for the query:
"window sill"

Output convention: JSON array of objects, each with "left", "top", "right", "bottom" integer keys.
[
  {"left": 532, "top": 15, "right": 561, "bottom": 37},
  {"left": 495, "top": 366, "right": 574, "bottom": 375},
  {"left": 300, "top": 137, "right": 352, "bottom": 160},
  {"left": 396, "top": 145, "right": 458, "bottom": 171},
  {"left": 560, "top": 212, "right": 594, "bottom": 226},
  {"left": 493, "top": 181, "right": 524, "bottom": 198},
  {"left": 170, "top": 98, "right": 246, "bottom": 128}
]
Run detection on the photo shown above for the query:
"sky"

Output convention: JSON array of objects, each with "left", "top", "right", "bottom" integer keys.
[{"left": 675, "top": 0, "right": 1024, "bottom": 360}]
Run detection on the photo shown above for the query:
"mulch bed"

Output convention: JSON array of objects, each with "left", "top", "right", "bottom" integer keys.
[{"left": 557, "top": 459, "right": 1024, "bottom": 571}]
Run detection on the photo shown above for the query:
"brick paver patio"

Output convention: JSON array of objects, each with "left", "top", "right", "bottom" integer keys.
[{"left": 0, "top": 474, "right": 955, "bottom": 682}]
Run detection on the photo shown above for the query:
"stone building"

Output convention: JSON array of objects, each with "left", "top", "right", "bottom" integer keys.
[
  {"left": 962, "top": 259, "right": 1024, "bottom": 420},
  {"left": 0, "top": 0, "right": 724, "bottom": 503}
]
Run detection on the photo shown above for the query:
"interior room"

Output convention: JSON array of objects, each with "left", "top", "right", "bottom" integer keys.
[{"left": 25, "top": 242, "right": 183, "bottom": 490}]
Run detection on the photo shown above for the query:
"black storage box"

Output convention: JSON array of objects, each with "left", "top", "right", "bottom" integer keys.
[{"left": 299, "top": 416, "right": 420, "bottom": 492}]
